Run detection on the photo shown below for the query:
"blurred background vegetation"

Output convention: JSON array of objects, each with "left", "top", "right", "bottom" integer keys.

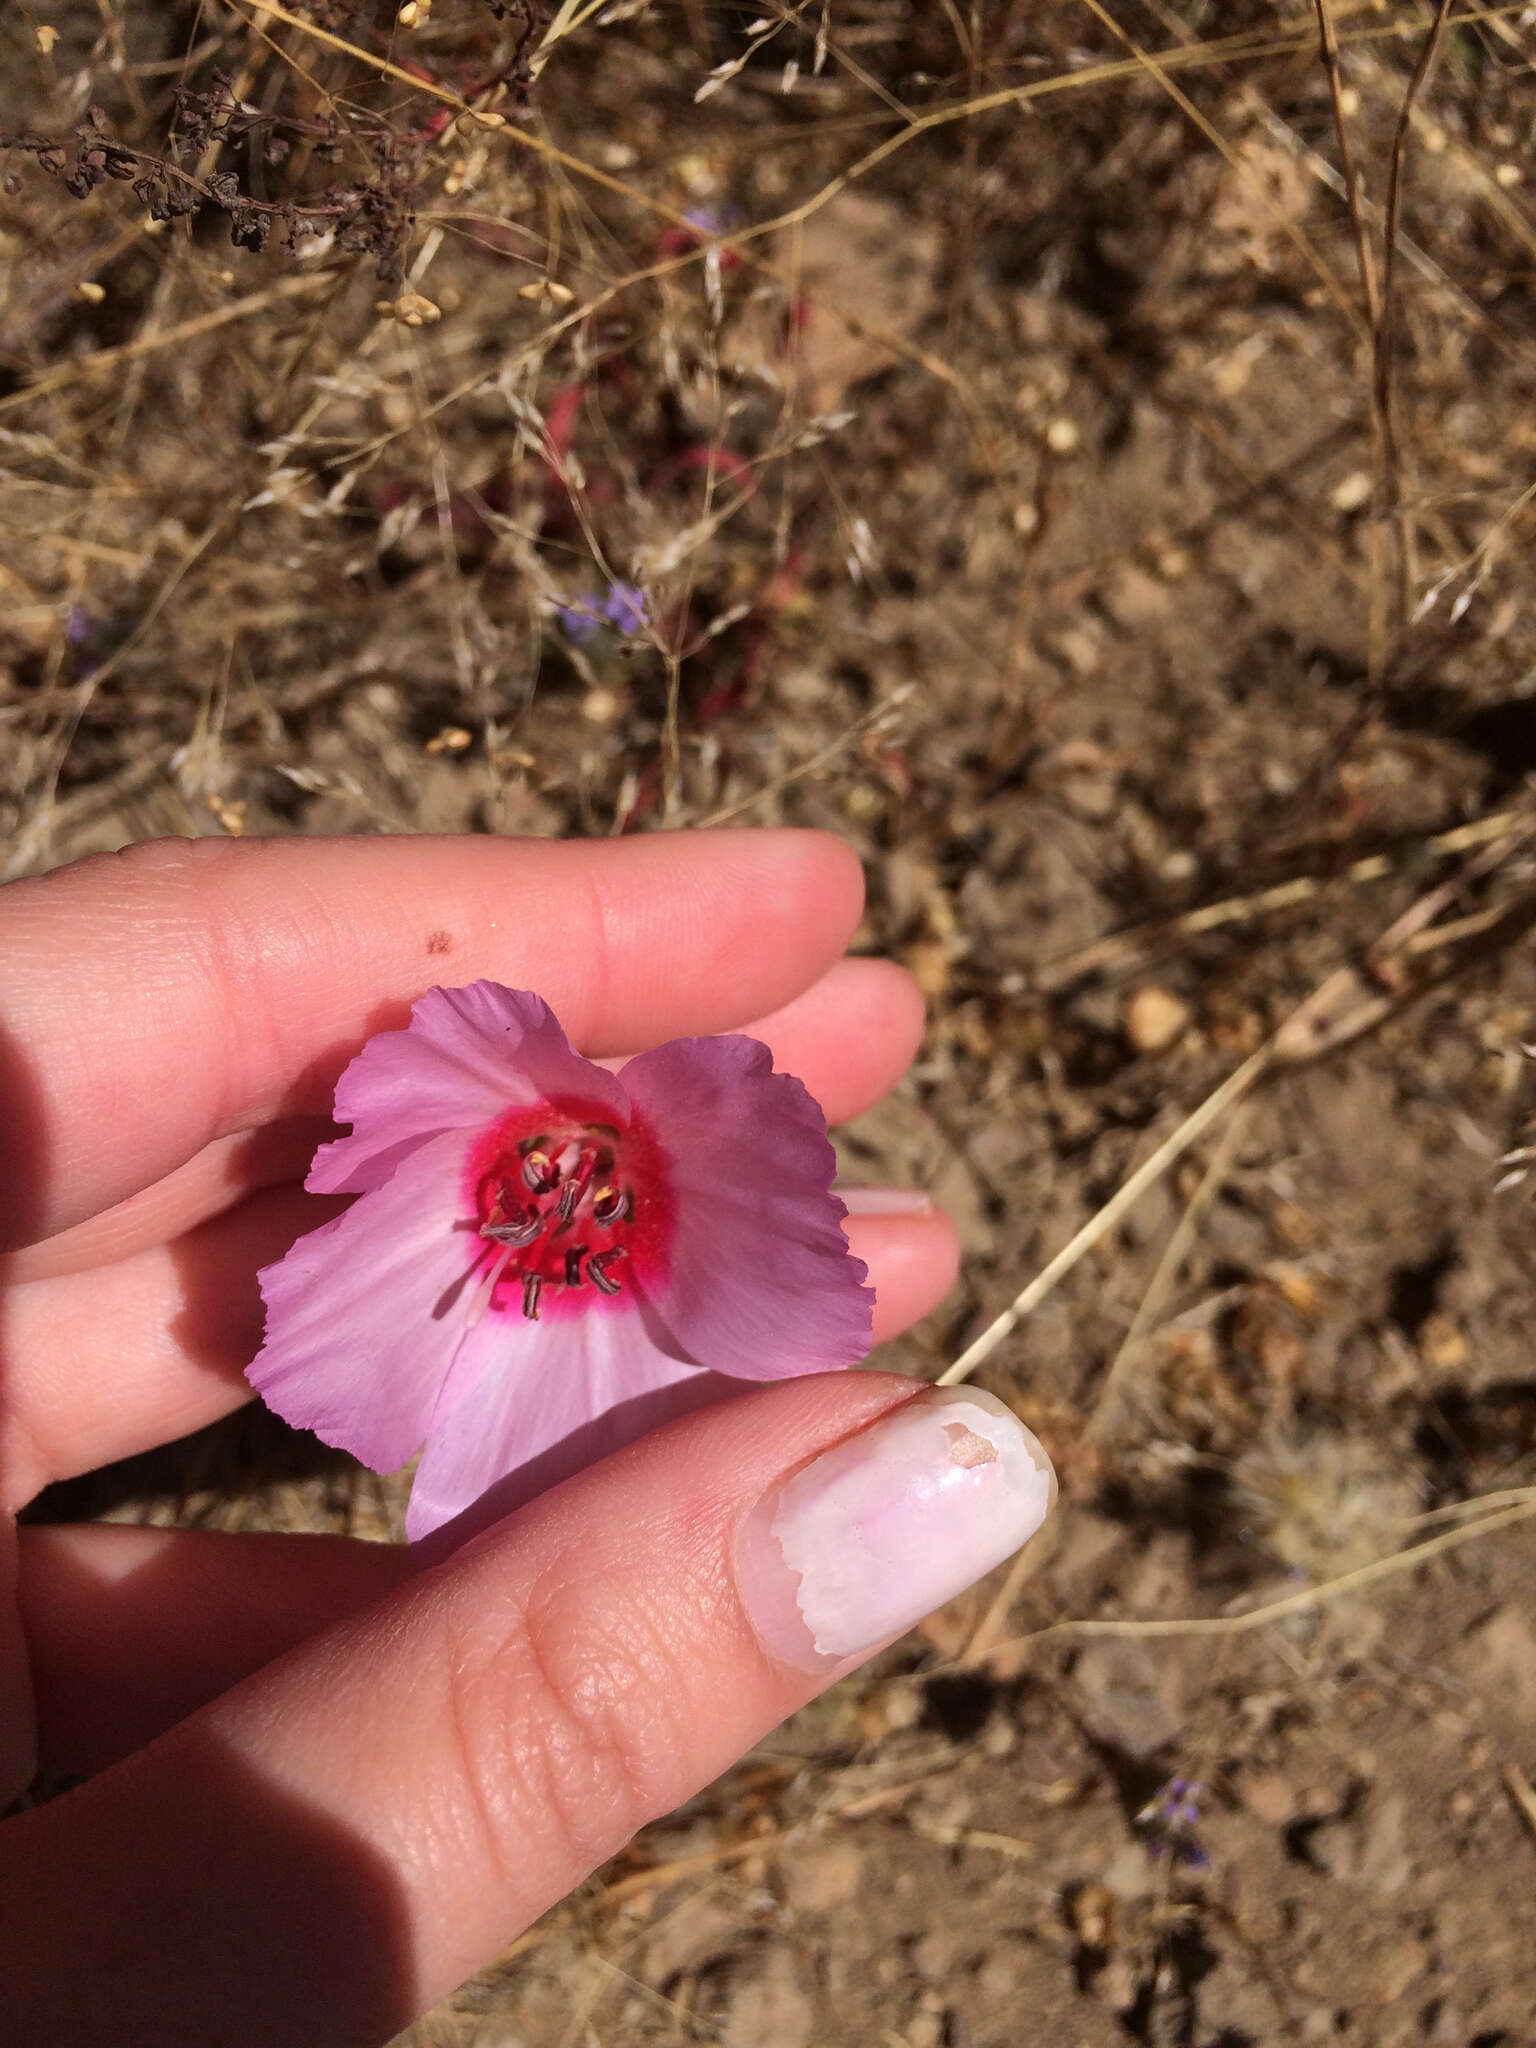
[{"left": 6, "top": 3, "right": 1536, "bottom": 2040}]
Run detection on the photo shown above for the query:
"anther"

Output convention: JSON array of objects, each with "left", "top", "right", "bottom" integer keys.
[
  {"left": 521, "top": 1272, "right": 542, "bottom": 1320},
  {"left": 564, "top": 1243, "right": 589, "bottom": 1287},
  {"left": 592, "top": 1185, "right": 632, "bottom": 1227},
  {"left": 587, "top": 1246, "right": 626, "bottom": 1295},
  {"left": 521, "top": 1147, "right": 558, "bottom": 1194}
]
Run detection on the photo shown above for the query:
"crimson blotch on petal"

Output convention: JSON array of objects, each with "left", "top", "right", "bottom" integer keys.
[{"left": 247, "top": 983, "right": 874, "bottom": 1545}]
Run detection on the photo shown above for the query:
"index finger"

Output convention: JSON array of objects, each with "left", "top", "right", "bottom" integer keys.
[{"left": 0, "top": 830, "right": 864, "bottom": 1254}]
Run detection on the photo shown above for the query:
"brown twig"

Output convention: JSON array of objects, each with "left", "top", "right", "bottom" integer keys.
[
  {"left": 694, "top": 684, "right": 915, "bottom": 829},
  {"left": 941, "top": 818, "right": 1536, "bottom": 1388},
  {"left": 1311, "top": 0, "right": 1381, "bottom": 328},
  {"left": 1376, "top": 0, "right": 1457, "bottom": 643},
  {"left": 1311, "top": 0, "right": 1393, "bottom": 685},
  {"left": 0, "top": 272, "right": 337, "bottom": 419},
  {"left": 1082, "top": 1104, "right": 1253, "bottom": 1445},
  {"left": 967, "top": 1493, "right": 1536, "bottom": 1667},
  {"left": 1031, "top": 805, "right": 1532, "bottom": 992},
  {"left": 1074, "top": 0, "right": 1364, "bottom": 337}
]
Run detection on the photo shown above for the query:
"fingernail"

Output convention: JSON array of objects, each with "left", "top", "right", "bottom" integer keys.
[
  {"left": 834, "top": 1186, "right": 934, "bottom": 1216},
  {"left": 736, "top": 1387, "right": 1056, "bottom": 1672}
]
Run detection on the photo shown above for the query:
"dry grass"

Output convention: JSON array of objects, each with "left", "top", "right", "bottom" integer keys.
[{"left": 9, "top": 2, "right": 1536, "bottom": 2040}]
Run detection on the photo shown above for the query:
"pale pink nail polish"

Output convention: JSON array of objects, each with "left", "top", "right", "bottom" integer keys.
[
  {"left": 737, "top": 1387, "right": 1056, "bottom": 1672},
  {"left": 834, "top": 1186, "right": 935, "bottom": 1217}
]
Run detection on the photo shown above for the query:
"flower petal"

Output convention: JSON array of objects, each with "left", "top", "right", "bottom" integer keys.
[
  {"left": 617, "top": 1035, "right": 873, "bottom": 1380},
  {"left": 249, "top": 1129, "right": 481, "bottom": 1472},
  {"left": 405, "top": 1304, "right": 730, "bottom": 1547},
  {"left": 309, "top": 982, "right": 625, "bottom": 1194}
]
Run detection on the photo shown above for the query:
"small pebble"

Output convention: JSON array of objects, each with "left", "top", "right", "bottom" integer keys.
[
  {"left": 1071, "top": 1883, "right": 1116, "bottom": 1948},
  {"left": 1124, "top": 984, "right": 1191, "bottom": 1055},
  {"left": 1330, "top": 469, "right": 1373, "bottom": 514},
  {"left": 1242, "top": 1771, "right": 1297, "bottom": 1826},
  {"left": 581, "top": 687, "right": 621, "bottom": 726}
]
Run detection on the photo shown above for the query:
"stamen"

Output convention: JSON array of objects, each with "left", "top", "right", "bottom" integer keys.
[
  {"left": 471, "top": 1115, "right": 646, "bottom": 1328},
  {"left": 587, "top": 1246, "right": 627, "bottom": 1295},
  {"left": 464, "top": 1244, "right": 513, "bottom": 1330},
  {"left": 481, "top": 1213, "right": 542, "bottom": 1248}
]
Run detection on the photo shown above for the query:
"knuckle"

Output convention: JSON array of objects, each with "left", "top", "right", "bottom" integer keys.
[{"left": 440, "top": 1575, "right": 688, "bottom": 1882}]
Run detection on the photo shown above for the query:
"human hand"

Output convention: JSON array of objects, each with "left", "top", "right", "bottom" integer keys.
[{"left": 0, "top": 830, "right": 1054, "bottom": 2046}]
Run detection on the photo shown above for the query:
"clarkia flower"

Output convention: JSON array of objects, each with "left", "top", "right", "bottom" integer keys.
[{"left": 248, "top": 982, "right": 873, "bottom": 1545}]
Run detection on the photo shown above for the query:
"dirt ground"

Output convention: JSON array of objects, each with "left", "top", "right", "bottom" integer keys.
[{"left": 6, "top": 3, "right": 1536, "bottom": 2042}]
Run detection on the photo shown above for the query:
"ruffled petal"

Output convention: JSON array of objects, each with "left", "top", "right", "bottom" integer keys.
[
  {"left": 310, "top": 982, "right": 626, "bottom": 1195},
  {"left": 405, "top": 1302, "right": 731, "bottom": 1548},
  {"left": 249, "top": 1128, "right": 482, "bottom": 1471},
  {"left": 617, "top": 1035, "right": 873, "bottom": 1380}
]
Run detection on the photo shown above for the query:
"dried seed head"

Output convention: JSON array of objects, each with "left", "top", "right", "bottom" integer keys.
[
  {"left": 425, "top": 726, "right": 472, "bottom": 755},
  {"left": 376, "top": 292, "right": 442, "bottom": 327},
  {"left": 206, "top": 795, "right": 247, "bottom": 837}
]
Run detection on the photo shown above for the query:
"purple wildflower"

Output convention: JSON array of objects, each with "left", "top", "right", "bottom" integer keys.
[
  {"left": 248, "top": 982, "right": 873, "bottom": 1546},
  {"left": 62, "top": 605, "right": 132, "bottom": 680},
  {"left": 1138, "top": 1776, "right": 1211, "bottom": 1872},
  {"left": 557, "top": 594, "right": 603, "bottom": 644},
  {"left": 558, "top": 581, "right": 650, "bottom": 645},
  {"left": 600, "top": 580, "right": 649, "bottom": 635}
]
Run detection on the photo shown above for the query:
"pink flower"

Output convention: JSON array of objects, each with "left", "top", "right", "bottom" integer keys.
[{"left": 248, "top": 982, "right": 874, "bottom": 1545}]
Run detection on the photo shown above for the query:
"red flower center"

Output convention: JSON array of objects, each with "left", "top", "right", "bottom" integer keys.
[{"left": 462, "top": 1097, "right": 671, "bottom": 1324}]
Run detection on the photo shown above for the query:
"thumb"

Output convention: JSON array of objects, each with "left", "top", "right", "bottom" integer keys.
[{"left": 2, "top": 1373, "right": 1054, "bottom": 2048}]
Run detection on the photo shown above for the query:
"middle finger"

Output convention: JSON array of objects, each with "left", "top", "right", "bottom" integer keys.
[
  {"left": 3, "top": 961, "right": 949, "bottom": 1500},
  {"left": 8, "top": 956, "right": 924, "bottom": 1285}
]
